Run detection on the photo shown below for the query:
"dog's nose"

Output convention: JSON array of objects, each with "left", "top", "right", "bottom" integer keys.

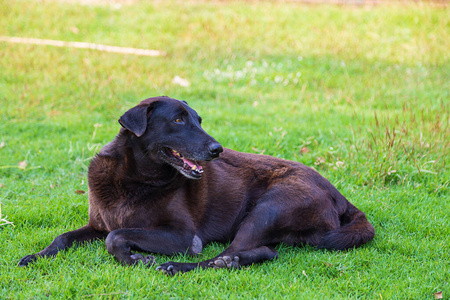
[{"left": 208, "top": 143, "right": 223, "bottom": 157}]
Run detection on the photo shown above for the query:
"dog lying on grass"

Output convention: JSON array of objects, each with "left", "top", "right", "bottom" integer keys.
[{"left": 19, "top": 96, "right": 375, "bottom": 274}]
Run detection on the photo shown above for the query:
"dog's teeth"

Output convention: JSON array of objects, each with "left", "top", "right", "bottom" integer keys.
[{"left": 172, "top": 149, "right": 182, "bottom": 158}]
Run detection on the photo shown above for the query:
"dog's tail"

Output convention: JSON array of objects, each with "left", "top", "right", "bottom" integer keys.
[{"left": 319, "top": 201, "right": 375, "bottom": 250}]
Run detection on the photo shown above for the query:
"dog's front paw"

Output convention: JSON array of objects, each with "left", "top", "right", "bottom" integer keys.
[
  {"left": 130, "top": 253, "right": 156, "bottom": 267},
  {"left": 156, "top": 262, "right": 181, "bottom": 276},
  {"left": 156, "top": 262, "right": 196, "bottom": 275},
  {"left": 18, "top": 254, "right": 38, "bottom": 267},
  {"left": 208, "top": 255, "right": 240, "bottom": 269}
]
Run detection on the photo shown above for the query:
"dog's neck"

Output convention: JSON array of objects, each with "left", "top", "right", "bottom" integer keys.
[{"left": 121, "top": 135, "right": 183, "bottom": 187}]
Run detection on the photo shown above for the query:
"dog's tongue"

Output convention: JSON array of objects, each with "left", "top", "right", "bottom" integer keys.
[
  {"left": 171, "top": 149, "right": 203, "bottom": 171},
  {"left": 183, "top": 157, "right": 203, "bottom": 171}
]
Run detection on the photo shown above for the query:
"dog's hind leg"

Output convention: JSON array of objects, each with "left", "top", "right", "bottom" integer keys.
[
  {"left": 18, "top": 225, "right": 106, "bottom": 267},
  {"left": 157, "top": 200, "right": 282, "bottom": 275},
  {"left": 105, "top": 228, "right": 201, "bottom": 266}
]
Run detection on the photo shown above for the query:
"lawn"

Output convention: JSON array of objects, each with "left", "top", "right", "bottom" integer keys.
[{"left": 0, "top": 0, "right": 449, "bottom": 299}]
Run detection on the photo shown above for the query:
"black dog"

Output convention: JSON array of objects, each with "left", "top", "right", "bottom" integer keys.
[{"left": 19, "top": 96, "right": 375, "bottom": 274}]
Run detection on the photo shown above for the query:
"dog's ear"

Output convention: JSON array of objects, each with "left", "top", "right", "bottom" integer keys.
[{"left": 118, "top": 103, "right": 154, "bottom": 137}]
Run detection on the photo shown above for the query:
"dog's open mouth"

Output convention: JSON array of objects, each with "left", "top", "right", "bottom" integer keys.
[{"left": 161, "top": 148, "right": 204, "bottom": 179}]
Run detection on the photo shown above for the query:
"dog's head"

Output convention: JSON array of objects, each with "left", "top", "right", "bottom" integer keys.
[{"left": 118, "top": 96, "right": 223, "bottom": 179}]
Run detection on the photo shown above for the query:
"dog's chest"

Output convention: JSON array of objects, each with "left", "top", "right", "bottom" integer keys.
[
  {"left": 89, "top": 186, "right": 162, "bottom": 231},
  {"left": 90, "top": 185, "right": 193, "bottom": 232},
  {"left": 103, "top": 201, "right": 155, "bottom": 230}
]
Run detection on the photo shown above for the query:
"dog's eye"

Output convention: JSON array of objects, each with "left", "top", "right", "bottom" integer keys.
[{"left": 173, "top": 118, "right": 184, "bottom": 124}]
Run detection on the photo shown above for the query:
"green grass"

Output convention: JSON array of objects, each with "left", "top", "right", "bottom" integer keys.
[{"left": 1, "top": 0, "right": 449, "bottom": 298}]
